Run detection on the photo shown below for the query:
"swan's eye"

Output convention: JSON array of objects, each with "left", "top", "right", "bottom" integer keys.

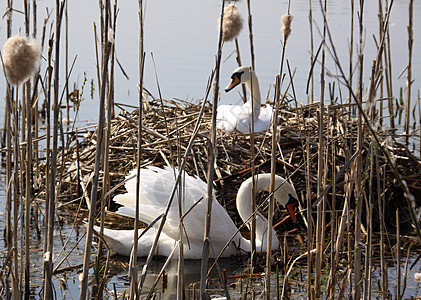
[{"left": 231, "top": 71, "right": 244, "bottom": 80}]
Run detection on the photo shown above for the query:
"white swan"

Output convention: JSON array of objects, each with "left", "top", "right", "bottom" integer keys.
[
  {"left": 217, "top": 66, "right": 273, "bottom": 133},
  {"left": 100, "top": 166, "right": 298, "bottom": 259}
]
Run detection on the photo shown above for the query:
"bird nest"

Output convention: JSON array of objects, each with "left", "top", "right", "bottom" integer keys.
[{"left": 46, "top": 96, "right": 421, "bottom": 235}]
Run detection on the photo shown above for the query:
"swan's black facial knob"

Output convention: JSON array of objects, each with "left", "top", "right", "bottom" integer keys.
[{"left": 225, "top": 71, "right": 243, "bottom": 92}]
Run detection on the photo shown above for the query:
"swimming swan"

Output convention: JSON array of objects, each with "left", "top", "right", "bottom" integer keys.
[
  {"left": 217, "top": 66, "right": 273, "bottom": 133},
  {"left": 100, "top": 166, "right": 298, "bottom": 259}
]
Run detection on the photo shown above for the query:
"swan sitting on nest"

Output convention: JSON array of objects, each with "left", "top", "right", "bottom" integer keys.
[{"left": 217, "top": 66, "right": 273, "bottom": 134}]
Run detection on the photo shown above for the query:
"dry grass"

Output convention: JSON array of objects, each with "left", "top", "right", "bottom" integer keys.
[{"left": 45, "top": 97, "right": 420, "bottom": 236}]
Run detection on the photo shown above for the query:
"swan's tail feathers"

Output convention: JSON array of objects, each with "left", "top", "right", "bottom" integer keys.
[
  {"left": 113, "top": 192, "right": 137, "bottom": 208},
  {"left": 93, "top": 226, "right": 136, "bottom": 257}
]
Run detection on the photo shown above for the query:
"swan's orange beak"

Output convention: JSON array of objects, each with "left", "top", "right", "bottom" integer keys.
[
  {"left": 286, "top": 203, "right": 297, "bottom": 223},
  {"left": 225, "top": 75, "right": 241, "bottom": 92}
]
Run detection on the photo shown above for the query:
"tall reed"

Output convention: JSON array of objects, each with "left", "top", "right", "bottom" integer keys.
[
  {"left": 79, "top": 0, "right": 112, "bottom": 297},
  {"left": 1, "top": 4, "right": 13, "bottom": 296},
  {"left": 199, "top": 1, "right": 226, "bottom": 297},
  {"left": 246, "top": 0, "right": 255, "bottom": 71},
  {"left": 314, "top": 0, "right": 327, "bottom": 297},
  {"left": 130, "top": 0, "right": 144, "bottom": 297},
  {"left": 44, "top": 3, "right": 66, "bottom": 298},
  {"left": 265, "top": 8, "right": 293, "bottom": 298},
  {"left": 404, "top": 0, "right": 413, "bottom": 145}
]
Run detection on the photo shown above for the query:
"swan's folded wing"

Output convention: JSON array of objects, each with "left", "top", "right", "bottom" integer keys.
[
  {"left": 97, "top": 226, "right": 177, "bottom": 257},
  {"left": 216, "top": 104, "right": 247, "bottom": 132},
  {"left": 96, "top": 226, "right": 139, "bottom": 257},
  {"left": 113, "top": 166, "right": 209, "bottom": 241},
  {"left": 253, "top": 106, "right": 273, "bottom": 133}
]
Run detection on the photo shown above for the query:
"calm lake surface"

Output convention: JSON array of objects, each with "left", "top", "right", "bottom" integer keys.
[
  {"left": 1, "top": 0, "right": 421, "bottom": 298},
  {"left": 0, "top": 0, "right": 420, "bottom": 122}
]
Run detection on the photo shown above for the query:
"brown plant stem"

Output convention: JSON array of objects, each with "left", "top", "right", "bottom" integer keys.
[
  {"left": 200, "top": 1, "right": 226, "bottom": 297},
  {"left": 404, "top": 0, "right": 413, "bottom": 145},
  {"left": 44, "top": 2, "right": 66, "bottom": 299},
  {"left": 79, "top": 0, "right": 111, "bottom": 296}
]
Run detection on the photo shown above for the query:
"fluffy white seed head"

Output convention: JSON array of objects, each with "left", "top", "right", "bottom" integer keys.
[
  {"left": 2, "top": 35, "right": 41, "bottom": 85},
  {"left": 219, "top": 4, "right": 243, "bottom": 42},
  {"left": 281, "top": 13, "right": 294, "bottom": 41}
]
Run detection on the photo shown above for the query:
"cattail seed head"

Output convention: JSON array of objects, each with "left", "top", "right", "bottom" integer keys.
[
  {"left": 2, "top": 34, "right": 41, "bottom": 85},
  {"left": 281, "top": 13, "right": 294, "bottom": 41},
  {"left": 219, "top": 4, "right": 243, "bottom": 42}
]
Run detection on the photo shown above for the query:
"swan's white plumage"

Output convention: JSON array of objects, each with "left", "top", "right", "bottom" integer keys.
[
  {"left": 103, "top": 167, "right": 248, "bottom": 259},
  {"left": 100, "top": 167, "right": 298, "bottom": 259},
  {"left": 217, "top": 66, "right": 273, "bottom": 133},
  {"left": 217, "top": 102, "right": 273, "bottom": 133}
]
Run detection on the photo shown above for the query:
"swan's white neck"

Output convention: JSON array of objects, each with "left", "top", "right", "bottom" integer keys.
[
  {"left": 245, "top": 71, "right": 261, "bottom": 121},
  {"left": 236, "top": 174, "right": 285, "bottom": 250}
]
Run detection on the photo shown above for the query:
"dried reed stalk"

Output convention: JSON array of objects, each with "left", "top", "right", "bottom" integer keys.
[
  {"left": 97, "top": 1, "right": 119, "bottom": 296},
  {"left": 42, "top": 35, "right": 53, "bottom": 300},
  {"left": 43, "top": 3, "right": 66, "bottom": 299},
  {"left": 0, "top": 31, "right": 14, "bottom": 297},
  {"left": 354, "top": 0, "right": 365, "bottom": 297},
  {"left": 79, "top": 0, "right": 112, "bottom": 296},
  {"left": 404, "top": 0, "right": 413, "bottom": 145},
  {"left": 200, "top": 1, "right": 226, "bottom": 297},
  {"left": 23, "top": 2, "right": 32, "bottom": 293},
  {"left": 377, "top": 0, "right": 384, "bottom": 126},
  {"left": 4, "top": 86, "right": 14, "bottom": 297},
  {"left": 305, "top": 135, "right": 313, "bottom": 299},
  {"left": 308, "top": 0, "right": 314, "bottom": 104},
  {"left": 249, "top": 66, "right": 257, "bottom": 276},
  {"left": 327, "top": 110, "right": 337, "bottom": 300},
  {"left": 13, "top": 88, "right": 20, "bottom": 299},
  {"left": 363, "top": 143, "right": 374, "bottom": 299},
  {"left": 65, "top": 2, "right": 70, "bottom": 125},
  {"left": 396, "top": 209, "right": 401, "bottom": 299},
  {"left": 314, "top": 0, "right": 327, "bottom": 297},
  {"left": 349, "top": 0, "right": 354, "bottom": 114},
  {"left": 265, "top": 74, "right": 281, "bottom": 299},
  {"left": 246, "top": 0, "right": 255, "bottom": 71},
  {"left": 382, "top": 0, "right": 395, "bottom": 129},
  {"left": 131, "top": 0, "right": 144, "bottom": 296},
  {"left": 418, "top": 92, "right": 421, "bottom": 156},
  {"left": 265, "top": 6, "right": 293, "bottom": 295}
]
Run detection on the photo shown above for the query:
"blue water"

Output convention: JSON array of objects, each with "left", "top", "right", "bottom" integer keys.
[{"left": 0, "top": 0, "right": 420, "bottom": 123}]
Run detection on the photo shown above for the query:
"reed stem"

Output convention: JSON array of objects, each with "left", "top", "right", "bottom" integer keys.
[
  {"left": 79, "top": 0, "right": 111, "bottom": 296},
  {"left": 43, "top": 2, "right": 65, "bottom": 298},
  {"left": 396, "top": 209, "right": 401, "bottom": 300},
  {"left": 200, "top": 1, "right": 226, "bottom": 297},
  {"left": 131, "top": 5, "right": 144, "bottom": 300},
  {"left": 315, "top": 0, "right": 327, "bottom": 296},
  {"left": 404, "top": 0, "right": 413, "bottom": 145},
  {"left": 247, "top": 0, "right": 255, "bottom": 70}
]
